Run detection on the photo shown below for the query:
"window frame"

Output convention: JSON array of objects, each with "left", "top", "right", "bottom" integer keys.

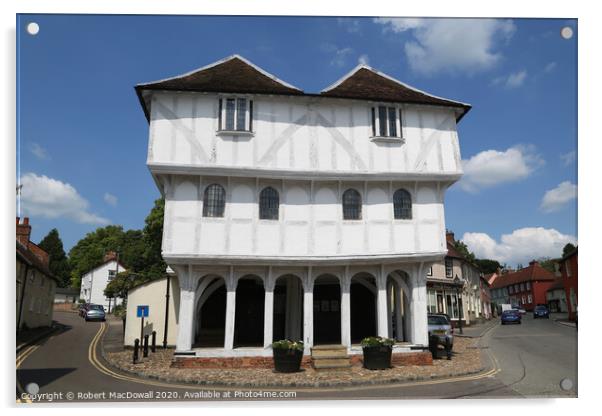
[
  {"left": 217, "top": 96, "right": 254, "bottom": 134},
  {"left": 393, "top": 188, "right": 413, "bottom": 220},
  {"left": 259, "top": 186, "right": 280, "bottom": 220},
  {"left": 202, "top": 183, "right": 226, "bottom": 218},
  {"left": 445, "top": 258, "right": 453, "bottom": 278},
  {"left": 342, "top": 188, "right": 362, "bottom": 220},
  {"left": 370, "top": 104, "right": 404, "bottom": 142}
]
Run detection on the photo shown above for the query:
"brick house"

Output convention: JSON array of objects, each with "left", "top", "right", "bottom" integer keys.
[
  {"left": 558, "top": 248, "right": 578, "bottom": 321},
  {"left": 489, "top": 261, "right": 556, "bottom": 312},
  {"left": 16, "top": 217, "right": 60, "bottom": 331}
]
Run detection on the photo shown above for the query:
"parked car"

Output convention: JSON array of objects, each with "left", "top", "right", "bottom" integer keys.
[
  {"left": 427, "top": 313, "right": 453, "bottom": 359},
  {"left": 84, "top": 304, "right": 106, "bottom": 322},
  {"left": 501, "top": 309, "right": 522, "bottom": 325},
  {"left": 533, "top": 305, "right": 550, "bottom": 319}
]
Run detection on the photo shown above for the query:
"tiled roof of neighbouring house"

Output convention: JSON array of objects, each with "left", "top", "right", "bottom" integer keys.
[
  {"left": 446, "top": 240, "right": 466, "bottom": 260},
  {"left": 321, "top": 66, "right": 471, "bottom": 118},
  {"left": 136, "top": 55, "right": 471, "bottom": 122},
  {"left": 16, "top": 240, "right": 59, "bottom": 283},
  {"left": 489, "top": 261, "right": 556, "bottom": 289}
]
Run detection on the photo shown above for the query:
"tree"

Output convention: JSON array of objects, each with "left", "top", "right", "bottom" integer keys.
[
  {"left": 562, "top": 243, "right": 577, "bottom": 258},
  {"left": 141, "top": 198, "right": 166, "bottom": 279},
  {"left": 474, "top": 259, "right": 502, "bottom": 275},
  {"left": 453, "top": 240, "right": 476, "bottom": 264},
  {"left": 38, "top": 229, "right": 72, "bottom": 288},
  {"left": 536, "top": 257, "right": 556, "bottom": 273},
  {"left": 68, "top": 198, "right": 166, "bottom": 288}
]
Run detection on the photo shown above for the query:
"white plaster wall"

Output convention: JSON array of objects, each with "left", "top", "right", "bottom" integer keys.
[
  {"left": 148, "top": 92, "right": 462, "bottom": 175},
  {"left": 163, "top": 176, "right": 446, "bottom": 258},
  {"left": 124, "top": 276, "right": 179, "bottom": 347},
  {"left": 79, "top": 260, "right": 124, "bottom": 310}
]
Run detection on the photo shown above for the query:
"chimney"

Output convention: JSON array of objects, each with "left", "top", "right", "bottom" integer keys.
[
  {"left": 16, "top": 217, "right": 31, "bottom": 247},
  {"left": 446, "top": 230, "right": 455, "bottom": 244},
  {"left": 529, "top": 260, "right": 538, "bottom": 267}
]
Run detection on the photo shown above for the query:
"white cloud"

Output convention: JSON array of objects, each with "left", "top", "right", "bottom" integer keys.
[
  {"left": 492, "top": 69, "right": 527, "bottom": 88},
  {"left": 337, "top": 18, "right": 361, "bottom": 33},
  {"left": 540, "top": 181, "right": 577, "bottom": 213},
  {"left": 19, "top": 172, "right": 110, "bottom": 225},
  {"left": 358, "top": 54, "right": 370, "bottom": 65},
  {"left": 373, "top": 18, "right": 516, "bottom": 75},
  {"left": 458, "top": 145, "right": 544, "bottom": 193},
  {"left": 321, "top": 43, "right": 354, "bottom": 67},
  {"left": 462, "top": 227, "right": 577, "bottom": 266},
  {"left": 544, "top": 62, "right": 557, "bottom": 73},
  {"left": 104, "top": 192, "right": 118, "bottom": 207},
  {"left": 561, "top": 150, "right": 576, "bottom": 166},
  {"left": 28, "top": 142, "right": 50, "bottom": 160}
]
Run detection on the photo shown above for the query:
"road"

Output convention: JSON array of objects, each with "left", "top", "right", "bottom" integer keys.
[{"left": 16, "top": 311, "right": 576, "bottom": 403}]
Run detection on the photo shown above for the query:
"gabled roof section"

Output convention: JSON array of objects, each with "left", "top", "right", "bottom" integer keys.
[
  {"left": 321, "top": 65, "right": 471, "bottom": 121},
  {"left": 490, "top": 261, "right": 556, "bottom": 289},
  {"left": 136, "top": 55, "right": 303, "bottom": 120}
]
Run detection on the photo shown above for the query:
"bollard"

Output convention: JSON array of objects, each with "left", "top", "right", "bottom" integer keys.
[
  {"left": 143, "top": 334, "right": 149, "bottom": 358},
  {"left": 151, "top": 331, "right": 156, "bottom": 353},
  {"left": 133, "top": 339, "right": 139, "bottom": 364}
]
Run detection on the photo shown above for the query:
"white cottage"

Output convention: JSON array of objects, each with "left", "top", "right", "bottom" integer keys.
[
  {"left": 135, "top": 55, "right": 470, "bottom": 364},
  {"left": 79, "top": 252, "right": 126, "bottom": 311}
]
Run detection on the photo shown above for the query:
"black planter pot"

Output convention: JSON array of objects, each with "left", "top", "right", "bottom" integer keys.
[
  {"left": 273, "top": 348, "right": 303, "bottom": 373},
  {"left": 362, "top": 345, "right": 392, "bottom": 370}
]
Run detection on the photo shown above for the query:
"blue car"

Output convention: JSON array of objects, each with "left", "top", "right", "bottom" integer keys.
[
  {"left": 501, "top": 309, "right": 522, "bottom": 325},
  {"left": 533, "top": 305, "right": 550, "bottom": 319}
]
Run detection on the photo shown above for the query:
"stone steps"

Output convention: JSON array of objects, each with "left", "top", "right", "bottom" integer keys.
[{"left": 311, "top": 345, "right": 351, "bottom": 371}]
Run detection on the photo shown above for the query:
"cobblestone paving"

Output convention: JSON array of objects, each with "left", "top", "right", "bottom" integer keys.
[{"left": 104, "top": 337, "right": 483, "bottom": 388}]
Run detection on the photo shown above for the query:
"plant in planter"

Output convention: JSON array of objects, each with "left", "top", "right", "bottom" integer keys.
[
  {"left": 272, "top": 339, "right": 304, "bottom": 373},
  {"left": 360, "top": 336, "right": 395, "bottom": 370}
]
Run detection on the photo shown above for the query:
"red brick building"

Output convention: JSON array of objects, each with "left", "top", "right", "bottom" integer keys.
[
  {"left": 489, "top": 261, "right": 556, "bottom": 312},
  {"left": 559, "top": 248, "right": 578, "bottom": 321}
]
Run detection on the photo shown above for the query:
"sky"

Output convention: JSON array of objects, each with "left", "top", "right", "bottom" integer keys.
[{"left": 16, "top": 15, "right": 578, "bottom": 267}]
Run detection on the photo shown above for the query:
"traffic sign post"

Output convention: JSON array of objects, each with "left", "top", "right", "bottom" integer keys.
[{"left": 136, "top": 305, "right": 149, "bottom": 356}]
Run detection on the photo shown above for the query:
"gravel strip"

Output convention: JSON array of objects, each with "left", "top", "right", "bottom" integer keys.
[{"left": 104, "top": 337, "right": 484, "bottom": 388}]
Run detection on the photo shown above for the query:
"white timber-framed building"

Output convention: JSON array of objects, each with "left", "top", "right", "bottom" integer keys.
[{"left": 135, "top": 55, "right": 471, "bottom": 360}]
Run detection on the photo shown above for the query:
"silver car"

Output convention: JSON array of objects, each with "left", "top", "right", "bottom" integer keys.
[
  {"left": 85, "top": 304, "right": 106, "bottom": 322},
  {"left": 428, "top": 313, "right": 454, "bottom": 359}
]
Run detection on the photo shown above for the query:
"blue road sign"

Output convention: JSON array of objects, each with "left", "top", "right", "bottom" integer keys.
[{"left": 137, "top": 305, "right": 149, "bottom": 318}]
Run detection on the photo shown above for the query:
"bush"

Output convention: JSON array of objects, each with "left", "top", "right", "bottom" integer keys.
[
  {"left": 360, "top": 336, "right": 395, "bottom": 347},
  {"left": 112, "top": 304, "right": 126, "bottom": 318},
  {"left": 272, "top": 339, "right": 304, "bottom": 351}
]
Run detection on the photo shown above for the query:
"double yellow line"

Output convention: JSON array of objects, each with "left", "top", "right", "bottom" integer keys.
[{"left": 16, "top": 344, "right": 41, "bottom": 403}]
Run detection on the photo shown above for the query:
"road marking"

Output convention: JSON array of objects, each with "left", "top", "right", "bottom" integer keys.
[
  {"left": 87, "top": 322, "right": 502, "bottom": 394},
  {"left": 16, "top": 344, "right": 39, "bottom": 403}
]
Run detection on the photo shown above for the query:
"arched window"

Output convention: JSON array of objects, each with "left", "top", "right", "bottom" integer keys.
[
  {"left": 202, "top": 184, "right": 226, "bottom": 217},
  {"left": 393, "top": 188, "right": 412, "bottom": 219},
  {"left": 342, "top": 189, "right": 362, "bottom": 220},
  {"left": 259, "top": 187, "right": 279, "bottom": 220}
]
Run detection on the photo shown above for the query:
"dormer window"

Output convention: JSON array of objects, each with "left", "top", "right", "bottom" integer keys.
[
  {"left": 371, "top": 105, "right": 403, "bottom": 141},
  {"left": 218, "top": 97, "right": 253, "bottom": 133}
]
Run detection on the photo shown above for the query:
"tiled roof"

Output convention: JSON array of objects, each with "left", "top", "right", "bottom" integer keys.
[
  {"left": 136, "top": 56, "right": 471, "bottom": 122},
  {"left": 446, "top": 240, "right": 466, "bottom": 260},
  {"left": 321, "top": 65, "right": 471, "bottom": 119},
  {"left": 489, "top": 262, "right": 555, "bottom": 289},
  {"left": 16, "top": 240, "right": 58, "bottom": 283}
]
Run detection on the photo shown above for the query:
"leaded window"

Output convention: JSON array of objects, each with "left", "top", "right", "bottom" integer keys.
[
  {"left": 202, "top": 184, "right": 226, "bottom": 217},
  {"left": 342, "top": 189, "right": 362, "bottom": 220},
  {"left": 393, "top": 188, "right": 412, "bottom": 219},
  {"left": 445, "top": 258, "right": 453, "bottom": 278},
  {"left": 259, "top": 187, "right": 279, "bottom": 220}
]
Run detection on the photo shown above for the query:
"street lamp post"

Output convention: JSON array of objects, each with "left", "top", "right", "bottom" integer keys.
[{"left": 454, "top": 275, "right": 464, "bottom": 335}]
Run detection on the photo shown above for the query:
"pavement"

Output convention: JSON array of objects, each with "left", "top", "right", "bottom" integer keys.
[{"left": 15, "top": 309, "right": 576, "bottom": 402}]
